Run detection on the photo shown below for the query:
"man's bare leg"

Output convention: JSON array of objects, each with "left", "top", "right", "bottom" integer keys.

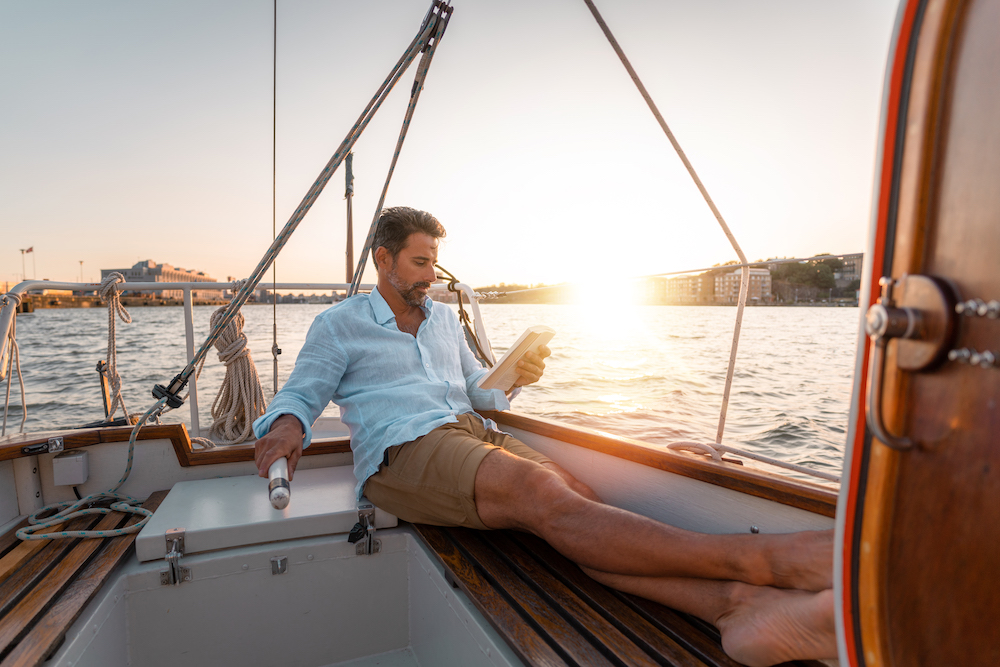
[
  {"left": 474, "top": 449, "right": 832, "bottom": 591},
  {"left": 583, "top": 568, "right": 836, "bottom": 667}
]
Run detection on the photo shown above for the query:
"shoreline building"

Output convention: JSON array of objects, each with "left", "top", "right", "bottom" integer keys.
[
  {"left": 714, "top": 268, "right": 772, "bottom": 305},
  {"left": 101, "top": 261, "right": 220, "bottom": 299},
  {"left": 836, "top": 253, "right": 864, "bottom": 286}
]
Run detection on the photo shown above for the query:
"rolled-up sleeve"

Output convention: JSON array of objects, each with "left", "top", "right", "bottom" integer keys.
[{"left": 252, "top": 315, "right": 347, "bottom": 448}]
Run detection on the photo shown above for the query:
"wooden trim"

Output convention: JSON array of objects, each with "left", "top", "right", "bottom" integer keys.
[
  {"left": 0, "top": 425, "right": 191, "bottom": 463},
  {"left": 483, "top": 411, "right": 838, "bottom": 518},
  {"left": 179, "top": 437, "right": 351, "bottom": 467},
  {"left": 0, "top": 424, "right": 350, "bottom": 468}
]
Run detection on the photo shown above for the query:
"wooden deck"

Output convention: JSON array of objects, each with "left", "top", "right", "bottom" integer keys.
[
  {"left": 0, "top": 491, "right": 166, "bottom": 667},
  {"left": 415, "top": 524, "right": 827, "bottom": 667}
]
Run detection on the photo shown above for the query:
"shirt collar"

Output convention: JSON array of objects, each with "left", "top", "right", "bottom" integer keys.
[{"left": 369, "top": 286, "right": 433, "bottom": 325}]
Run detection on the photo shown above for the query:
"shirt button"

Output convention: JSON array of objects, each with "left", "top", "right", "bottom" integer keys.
[{"left": 425, "top": 363, "right": 430, "bottom": 368}]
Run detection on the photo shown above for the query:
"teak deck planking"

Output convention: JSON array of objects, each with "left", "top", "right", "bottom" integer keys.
[
  {"left": 415, "top": 524, "right": 826, "bottom": 667},
  {"left": 0, "top": 491, "right": 167, "bottom": 667}
]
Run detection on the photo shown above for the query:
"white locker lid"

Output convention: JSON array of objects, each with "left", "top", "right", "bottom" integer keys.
[{"left": 136, "top": 465, "right": 397, "bottom": 562}]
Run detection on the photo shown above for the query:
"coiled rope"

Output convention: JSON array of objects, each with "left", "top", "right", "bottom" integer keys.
[
  {"left": 98, "top": 272, "right": 132, "bottom": 423},
  {"left": 191, "top": 282, "right": 268, "bottom": 448},
  {"left": 1, "top": 293, "right": 26, "bottom": 437},
  {"left": 16, "top": 398, "right": 167, "bottom": 541}
]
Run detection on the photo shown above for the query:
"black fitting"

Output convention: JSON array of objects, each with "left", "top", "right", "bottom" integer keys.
[{"left": 152, "top": 374, "right": 187, "bottom": 409}]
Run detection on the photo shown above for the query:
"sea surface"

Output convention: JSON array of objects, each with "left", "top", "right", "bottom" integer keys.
[{"left": 2, "top": 302, "right": 861, "bottom": 482}]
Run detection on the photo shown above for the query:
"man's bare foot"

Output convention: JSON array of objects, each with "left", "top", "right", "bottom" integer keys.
[
  {"left": 717, "top": 585, "right": 836, "bottom": 667},
  {"left": 765, "top": 529, "right": 834, "bottom": 591}
]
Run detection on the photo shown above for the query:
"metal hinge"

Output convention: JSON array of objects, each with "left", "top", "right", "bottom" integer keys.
[
  {"left": 160, "top": 528, "right": 191, "bottom": 586},
  {"left": 348, "top": 499, "right": 381, "bottom": 556}
]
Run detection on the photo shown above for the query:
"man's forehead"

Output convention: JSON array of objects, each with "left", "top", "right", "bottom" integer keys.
[{"left": 402, "top": 232, "right": 439, "bottom": 255}]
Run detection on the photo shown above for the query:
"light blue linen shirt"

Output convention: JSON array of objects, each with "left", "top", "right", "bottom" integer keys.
[{"left": 252, "top": 286, "right": 511, "bottom": 498}]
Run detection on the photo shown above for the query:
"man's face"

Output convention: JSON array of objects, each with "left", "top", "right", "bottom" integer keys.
[{"left": 385, "top": 232, "right": 439, "bottom": 307}]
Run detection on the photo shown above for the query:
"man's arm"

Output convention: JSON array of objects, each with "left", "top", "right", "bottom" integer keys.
[{"left": 251, "top": 314, "right": 348, "bottom": 479}]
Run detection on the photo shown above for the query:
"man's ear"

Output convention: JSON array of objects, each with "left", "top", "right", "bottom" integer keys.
[{"left": 373, "top": 246, "right": 387, "bottom": 270}]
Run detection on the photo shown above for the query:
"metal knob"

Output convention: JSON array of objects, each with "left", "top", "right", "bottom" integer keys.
[{"left": 865, "top": 275, "right": 958, "bottom": 451}]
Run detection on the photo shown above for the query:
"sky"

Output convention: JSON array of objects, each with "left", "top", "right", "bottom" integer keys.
[{"left": 1, "top": 0, "right": 901, "bottom": 290}]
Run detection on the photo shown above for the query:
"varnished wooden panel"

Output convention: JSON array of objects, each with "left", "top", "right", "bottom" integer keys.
[
  {"left": 882, "top": 0, "right": 1000, "bottom": 663},
  {"left": 852, "top": 0, "right": 1000, "bottom": 665}
]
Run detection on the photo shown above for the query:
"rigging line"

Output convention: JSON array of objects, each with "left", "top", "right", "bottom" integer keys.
[
  {"left": 272, "top": 0, "right": 279, "bottom": 396},
  {"left": 348, "top": 4, "right": 453, "bottom": 297},
  {"left": 435, "top": 263, "right": 493, "bottom": 368},
  {"left": 157, "top": 5, "right": 442, "bottom": 401},
  {"left": 582, "top": 0, "right": 750, "bottom": 444}
]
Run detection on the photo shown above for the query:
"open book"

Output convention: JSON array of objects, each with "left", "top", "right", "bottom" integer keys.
[{"left": 476, "top": 325, "right": 555, "bottom": 392}]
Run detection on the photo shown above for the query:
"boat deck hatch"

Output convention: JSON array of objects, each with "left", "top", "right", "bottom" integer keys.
[{"left": 135, "top": 465, "right": 396, "bottom": 562}]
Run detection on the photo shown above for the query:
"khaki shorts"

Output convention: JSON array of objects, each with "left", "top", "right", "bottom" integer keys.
[{"left": 363, "top": 413, "right": 552, "bottom": 529}]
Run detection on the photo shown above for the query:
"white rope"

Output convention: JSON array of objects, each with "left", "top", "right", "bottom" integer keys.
[
  {"left": 191, "top": 280, "right": 268, "bottom": 448},
  {"left": 98, "top": 273, "right": 132, "bottom": 423},
  {"left": 1, "top": 294, "right": 26, "bottom": 436},
  {"left": 666, "top": 441, "right": 841, "bottom": 483}
]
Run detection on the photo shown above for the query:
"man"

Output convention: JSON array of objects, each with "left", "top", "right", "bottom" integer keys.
[{"left": 254, "top": 207, "right": 836, "bottom": 667}]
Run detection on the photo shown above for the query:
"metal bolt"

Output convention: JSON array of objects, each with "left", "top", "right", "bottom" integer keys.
[
  {"left": 750, "top": 525, "right": 760, "bottom": 534},
  {"left": 987, "top": 301, "right": 1000, "bottom": 319},
  {"left": 979, "top": 350, "right": 997, "bottom": 369},
  {"left": 970, "top": 351, "right": 983, "bottom": 366},
  {"left": 949, "top": 348, "right": 971, "bottom": 362}
]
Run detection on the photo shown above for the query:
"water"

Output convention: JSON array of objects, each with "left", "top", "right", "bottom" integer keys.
[{"left": 2, "top": 302, "right": 860, "bottom": 481}]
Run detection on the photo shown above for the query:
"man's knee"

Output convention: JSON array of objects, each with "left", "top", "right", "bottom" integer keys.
[
  {"left": 475, "top": 451, "right": 587, "bottom": 530},
  {"left": 542, "top": 462, "right": 602, "bottom": 503},
  {"left": 517, "top": 463, "right": 594, "bottom": 533}
]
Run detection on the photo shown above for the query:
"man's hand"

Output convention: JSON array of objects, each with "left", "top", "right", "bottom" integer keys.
[
  {"left": 255, "top": 414, "right": 305, "bottom": 480},
  {"left": 512, "top": 344, "right": 551, "bottom": 388}
]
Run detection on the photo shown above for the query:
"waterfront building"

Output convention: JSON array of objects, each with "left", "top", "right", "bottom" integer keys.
[
  {"left": 665, "top": 273, "right": 713, "bottom": 303},
  {"left": 714, "top": 268, "right": 772, "bottom": 304},
  {"left": 101, "top": 260, "right": 220, "bottom": 299},
  {"left": 837, "top": 253, "right": 864, "bottom": 283}
]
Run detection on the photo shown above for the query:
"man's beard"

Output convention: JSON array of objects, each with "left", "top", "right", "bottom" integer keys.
[{"left": 387, "top": 263, "right": 431, "bottom": 307}]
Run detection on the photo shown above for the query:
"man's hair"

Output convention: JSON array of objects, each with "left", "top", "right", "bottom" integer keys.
[{"left": 371, "top": 207, "right": 446, "bottom": 269}]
